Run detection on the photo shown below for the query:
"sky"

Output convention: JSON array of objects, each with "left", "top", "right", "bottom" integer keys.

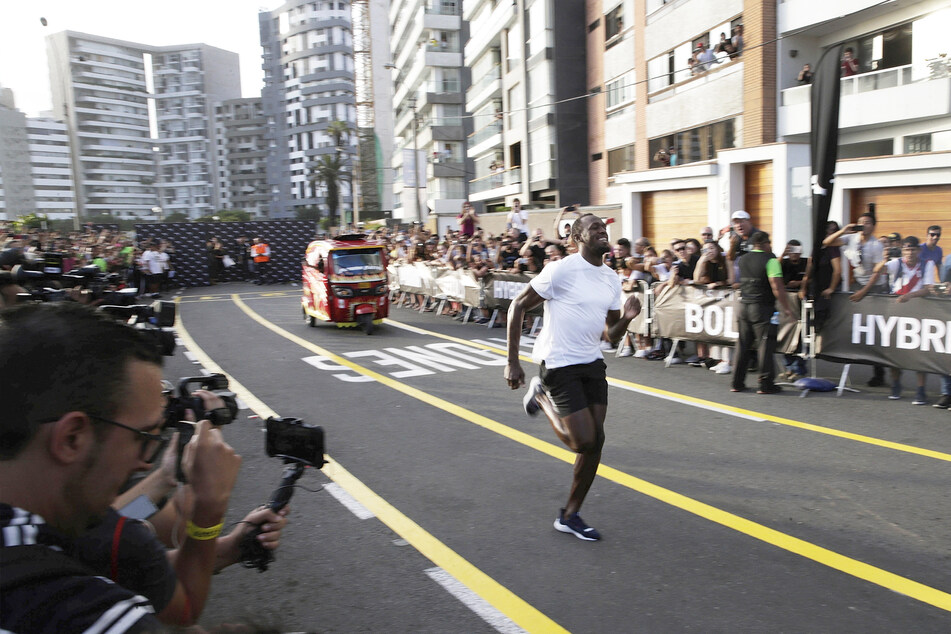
[{"left": 0, "top": 0, "right": 279, "bottom": 117}]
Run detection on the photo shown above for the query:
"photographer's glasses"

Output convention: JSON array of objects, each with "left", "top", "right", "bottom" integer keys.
[
  {"left": 86, "top": 414, "right": 172, "bottom": 463},
  {"left": 43, "top": 413, "right": 172, "bottom": 463}
]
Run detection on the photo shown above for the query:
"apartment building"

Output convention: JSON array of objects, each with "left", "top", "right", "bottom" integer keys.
[
  {"left": 465, "top": 0, "right": 589, "bottom": 214},
  {"left": 777, "top": 0, "right": 951, "bottom": 239},
  {"left": 47, "top": 31, "right": 155, "bottom": 221},
  {"left": 260, "top": 0, "right": 359, "bottom": 220},
  {"left": 389, "top": 0, "right": 470, "bottom": 227},
  {"left": 152, "top": 45, "right": 241, "bottom": 220},
  {"left": 46, "top": 31, "right": 241, "bottom": 222},
  {"left": 26, "top": 116, "right": 77, "bottom": 220},
  {"left": 0, "top": 89, "right": 35, "bottom": 220},
  {"left": 591, "top": 0, "right": 950, "bottom": 249},
  {"left": 214, "top": 98, "right": 269, "bottom": 218}
]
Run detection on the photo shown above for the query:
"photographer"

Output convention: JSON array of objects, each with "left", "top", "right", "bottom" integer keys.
[
  {"left": 75, "top": 390, "right": 289, "bottom": 626},
  {"left": 0, "top": 302, "right": 241, "bottom": 632}
]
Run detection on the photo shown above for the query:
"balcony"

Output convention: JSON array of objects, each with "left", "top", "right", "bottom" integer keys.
[
  {"left": 464, "top": 0, "right": 516, "bottom": 61},
  {"left": 466, "top": 68, "right": 502, "bottom": 111},
  {"left": 467, "top": 121, "right": 502, "bottom": 156},
  {"left": 468, "top": 166, "right": 521, "bottom": 200},
  {"left": 779, "top": 62, "right": 951, "bottom": 138}
]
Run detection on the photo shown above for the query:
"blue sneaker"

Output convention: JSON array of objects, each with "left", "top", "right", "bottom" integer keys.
[
  {"left": 888, "top": 382, "right": 902, "bottom": 400},
  {"left": 554, "top": 508, "right": 601, "bottom": 541},
  {"left": 523, "top": 377, "right": 544, "bottom": 417}
]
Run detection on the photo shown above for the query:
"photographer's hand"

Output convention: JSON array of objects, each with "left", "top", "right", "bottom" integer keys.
[
  {"left": 187, "top": 421, "right": 241, "bottom": 523},
  {"left": 215, "top": 505, "right": 291, "bottom": 572},
  {"left": 185, "top": 389, "right": 227, "bottom": 423}
]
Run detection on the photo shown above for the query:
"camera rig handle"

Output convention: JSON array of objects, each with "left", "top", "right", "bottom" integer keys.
[{"left": 240, "top": 461, "right": 307, "bottom": 572}]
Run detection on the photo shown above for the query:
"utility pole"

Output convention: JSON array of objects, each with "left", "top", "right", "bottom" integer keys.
[{"left": 409, "top": 96, "right": 424, "bottom": 223}]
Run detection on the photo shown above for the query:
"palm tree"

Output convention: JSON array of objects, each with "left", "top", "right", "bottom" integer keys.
[
  {"left": 325, "top": 120, "right": 352, "bottom": 149},
  {"left": 308, "top": 153, "right": 350, "bottom": 228}
]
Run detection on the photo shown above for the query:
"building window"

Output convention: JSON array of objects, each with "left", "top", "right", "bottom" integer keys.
[
  {"left": 605, "top": 5, "right": 623, "bottom": 42},
  {"left": 606, "top": 72, "right": 634, "bottom": 109},
  {"left": 649, "top": 119, "right": 735, "bottom": 168},
  {"left": 607, "top": 144, "right": 635, "bottom": 175},
  {"left": 904, "top": 134, "right": 932, "bottom": 154}
]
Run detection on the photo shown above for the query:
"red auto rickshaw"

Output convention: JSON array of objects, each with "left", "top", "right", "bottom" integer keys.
[{"left": 301, "top": 234, "right": 389, "bottom": 334}]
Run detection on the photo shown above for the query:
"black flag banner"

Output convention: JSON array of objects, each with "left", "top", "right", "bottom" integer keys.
[{"left": 808, "top": 44, "right": 844, "bottom": 275}]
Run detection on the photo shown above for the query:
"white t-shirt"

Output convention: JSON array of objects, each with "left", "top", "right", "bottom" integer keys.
[
  {"left": 141, "top": 249, "right": 168, "bottom": 274},
  {"left": 843, "top": 233, "right": 884, "bottom": 286},
  {"left": 529, "top": 253, "right": 622, "bottom": 369},
  {"left": 885, "top": 258, "right": 936, "bottom": 293},
  {"left": 508, "top": 208, "right": 529, "bottom": 234}
]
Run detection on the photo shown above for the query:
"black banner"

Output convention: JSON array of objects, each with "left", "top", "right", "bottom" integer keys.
[
  {"left": 817, "top": 294, "right": 951, "bottom": 375},
  {"left": 136, "top": 220, "right": 318, "bottom": 287},
  {"left": 809, "top": 44, "right": 843, "bottom": 268}
]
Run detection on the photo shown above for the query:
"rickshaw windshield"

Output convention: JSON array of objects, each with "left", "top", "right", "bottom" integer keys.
[{"left": 329, "top": 249, "right": 385, "bottom": 282}]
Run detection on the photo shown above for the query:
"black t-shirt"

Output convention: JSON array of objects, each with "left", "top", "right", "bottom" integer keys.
[
  {"left": 498, "top": 245, "right": 519, "bottom": 269},
  {"left": 72, "top": 508, "right": 178, "bottom": 612},
  {"left": 781, "top": 258, "right": 807, "bottom": 287},
  {"left": 1, "top": 504, "right": 162, "bottom": 633}
]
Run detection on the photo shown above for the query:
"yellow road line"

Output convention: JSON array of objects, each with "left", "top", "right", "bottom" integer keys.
[
  {"left": 173, "top": 298, "right": 565, "bottom": 633},
  {"left": 382, "top": 318, "right": 951, "bottom": 464},
  {"left": 230, "top": 295, "right": 951, "bottom": 613}
]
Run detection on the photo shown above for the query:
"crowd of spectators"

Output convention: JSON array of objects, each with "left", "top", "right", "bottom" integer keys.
[{"left": 381, "top": 206, "right": 949, "bottom": 409}]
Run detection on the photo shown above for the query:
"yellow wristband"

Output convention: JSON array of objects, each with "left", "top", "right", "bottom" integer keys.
[{"left": 186, "top": 520, "right": 223, "bottom": 541}]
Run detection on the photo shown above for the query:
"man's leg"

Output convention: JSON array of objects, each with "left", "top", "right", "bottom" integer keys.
[
  {"left": 534, "top": 389, "right": 604, "bottom": 517},
  {"left": 754, "top": 306, "right": 778, "bottom": 388},
  {"left": 732, "top": 306, "right": 754, "bottom": 390}
]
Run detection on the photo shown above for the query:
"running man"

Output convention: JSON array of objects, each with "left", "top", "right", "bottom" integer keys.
[{"left": 505, "top": 213, "right": 641, "bottom": 541}]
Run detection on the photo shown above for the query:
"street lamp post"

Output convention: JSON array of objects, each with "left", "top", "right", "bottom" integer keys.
[{"left": 409, "top": 96, "right": 424, "bottom": 224}]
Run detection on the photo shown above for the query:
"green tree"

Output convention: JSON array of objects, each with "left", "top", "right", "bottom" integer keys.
[
  {"left": 295, "top": 206, "right": 321, "bottom": 221},
  {"left": 216, "top": 209, "right": 252, "bottom": 222},
  {"left": 308, "top": 153, "right": 349, "bottom": 228},
  {"left": 325, "top": 120, "right": 352, "bottom": 148},
  {"left": 163, "top": 212, "right": 189, "bottom": 223}
]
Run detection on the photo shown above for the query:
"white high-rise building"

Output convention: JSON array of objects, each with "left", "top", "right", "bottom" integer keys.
[
  {"left": 260, "top": 0, "right": 359, "bottom": 221},
  {"left": 26, "top": 116, "right": 76, "bottom": 220},
  {"left": 389, "top": 0, "right": 470, "bottom": 227},
  {"left": 47, "top": 32, "right": 156, "bottom": 221},
  {"left": 0, "top": 89, "right": 34, "bottom": 220},
  {"left": 46, "top": 31, "right": 241, "bottom": 222},
  {"left": 152, "top": 45, "right": 241, "bottom": 219},
  {"left": 464, "top": 0, "right": 590, "bottom": 213},
  {"left": 214, "top": 98, "right": 269, "bottom": 218}
]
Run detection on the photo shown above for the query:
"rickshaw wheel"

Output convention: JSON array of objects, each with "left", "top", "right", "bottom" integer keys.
[
  {"left": 303, "top": 306, "right": 316, "bottom": 327},
  {"left": 358, "top": 313, "right": 374, "bottom": 335}
]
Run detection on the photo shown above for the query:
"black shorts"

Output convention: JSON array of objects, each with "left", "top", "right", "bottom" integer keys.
[{"left": 539, "top": 359, "right": 608, "bottom": 417}]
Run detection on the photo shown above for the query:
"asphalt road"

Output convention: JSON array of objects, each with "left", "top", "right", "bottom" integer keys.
[{"left": 163, "top": 282, "right": 950, "bottom": 633}]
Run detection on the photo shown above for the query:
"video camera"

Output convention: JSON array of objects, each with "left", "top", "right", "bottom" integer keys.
[
  {"left": 99, "top": 300, "right": 178, "bottom": 356},
  {"left": 164, "top": 373, "right": 240, "bottom": 429},
  {"left": 62, "top": 265, "right": 137, "bottom": 305}
]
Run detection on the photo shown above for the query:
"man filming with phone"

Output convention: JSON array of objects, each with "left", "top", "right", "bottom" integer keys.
[
  {"left": 823, "top": 210, "right": 888, "bottom": 386},
  {"left": 0, "top": 302, "right": 244, "bottom": 632}
]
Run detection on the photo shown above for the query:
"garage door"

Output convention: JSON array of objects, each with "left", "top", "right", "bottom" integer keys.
[
  {"left": 744, "top": 162, "right": 773, "bottom": 235},
  {"left": 851, "top": 186, "right": 951, "bottom": 242},
  {"left": 641, "top": 188, "right": 708, "bottom": 248}
]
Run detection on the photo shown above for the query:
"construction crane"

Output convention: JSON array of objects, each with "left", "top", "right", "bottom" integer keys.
[{"left": 351, "top": 0, "right": 381, "bottom": 222}]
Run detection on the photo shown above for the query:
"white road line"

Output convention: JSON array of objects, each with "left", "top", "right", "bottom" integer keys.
[
  {"left": 608, "top": 380, "right": 765, "bottom": 421},
  {"left": 424, "top": 567, "right": 527, "bottom": 634},
  {"left": 183, "top": 350, "right": 198, "bottom": 362},
  {"left": 324, "top": 482, "right": 375, "bottom": 520}
]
